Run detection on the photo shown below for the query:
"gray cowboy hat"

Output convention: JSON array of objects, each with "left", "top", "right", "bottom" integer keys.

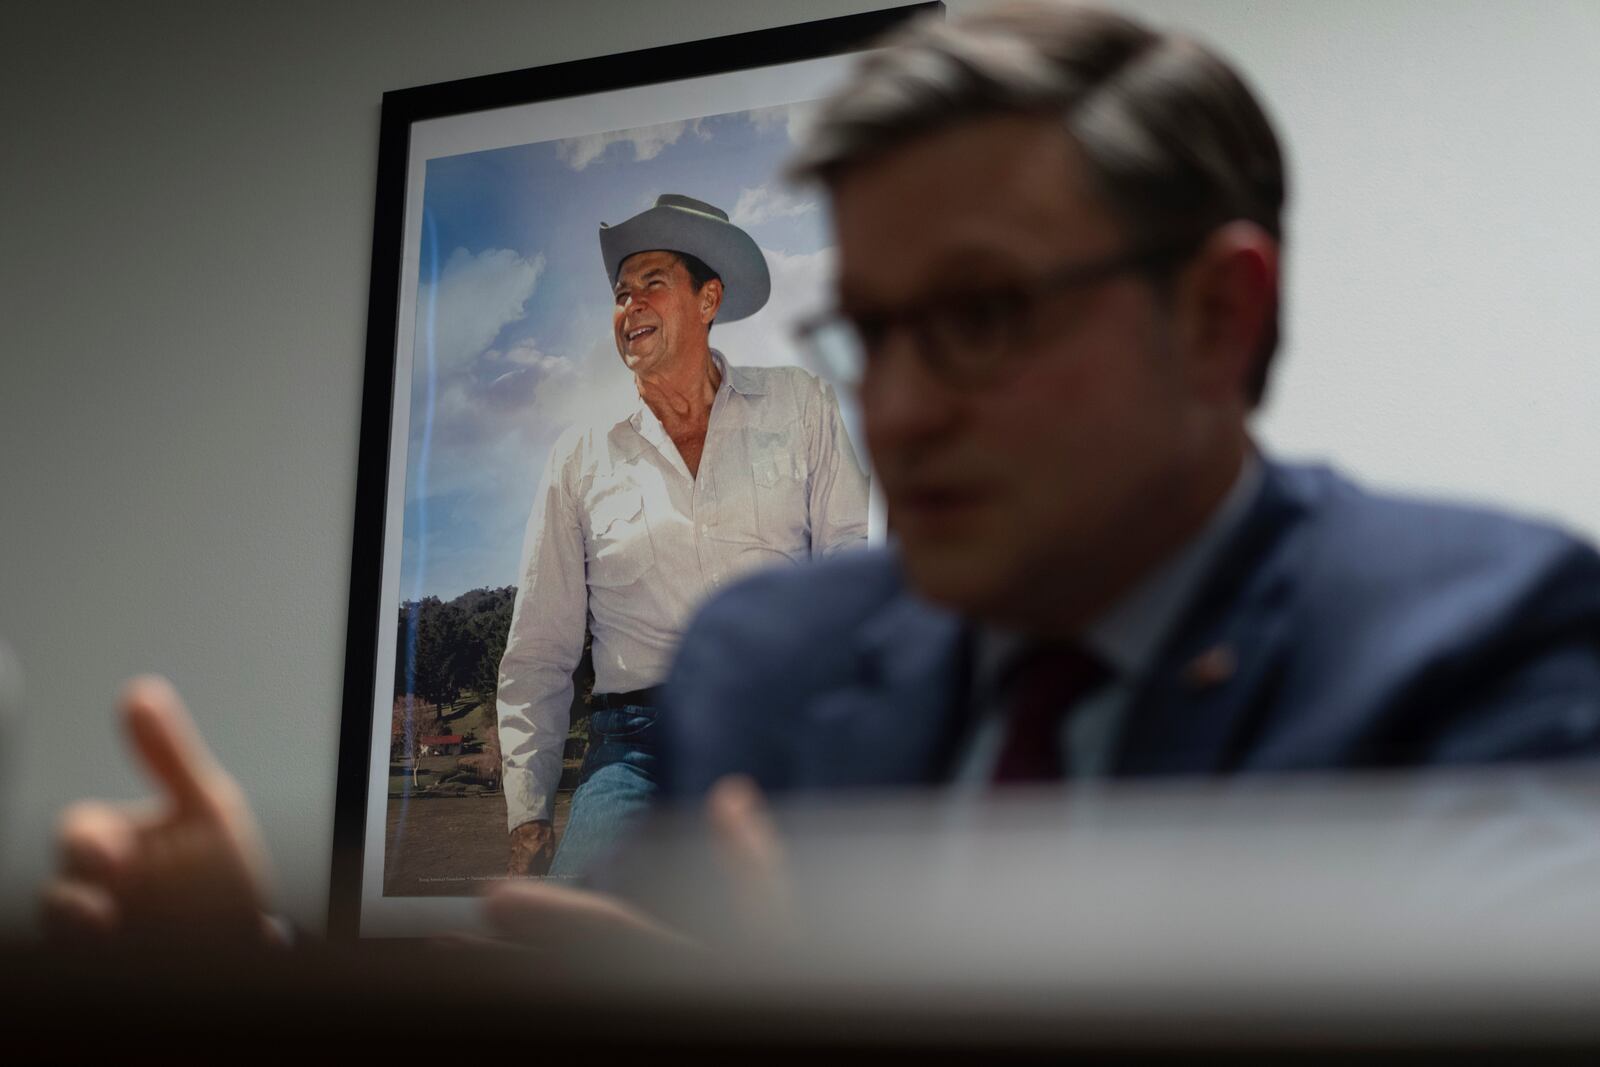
[{"left": 599, "top": 193, "right": 771, "bottom": 322}]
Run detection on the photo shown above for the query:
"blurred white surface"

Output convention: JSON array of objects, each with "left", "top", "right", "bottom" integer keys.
[{"left": 611, "top": 768, "right": 1600, "bottom": 1042}]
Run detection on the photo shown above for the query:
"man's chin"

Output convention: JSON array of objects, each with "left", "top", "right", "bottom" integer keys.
[
  {"left": 896, "top": 542, "right": 1016, "bottom": 618},
  {"left": 618, "top": 338, "right": 661, "bottom": 368}
]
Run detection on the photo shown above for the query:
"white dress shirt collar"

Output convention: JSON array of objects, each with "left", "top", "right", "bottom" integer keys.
[
  {"left": 1085, "top": 451, "right": 1263, "bottom": 679},
  {"left": 620, "top": 350, "right": 761, "bottom": 477}
]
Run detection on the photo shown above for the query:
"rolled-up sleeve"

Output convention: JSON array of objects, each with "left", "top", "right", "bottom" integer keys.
[
  {"left": 497, "top": 438, "right": 587, "bottom": 831},
  {"left": 806, "top": 376, "right": 869, "bottom": 557}
]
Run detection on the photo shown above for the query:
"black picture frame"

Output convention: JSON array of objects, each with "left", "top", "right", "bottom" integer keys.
[{"left": 331, "top": 3, "right": 941, "bottom": 940}]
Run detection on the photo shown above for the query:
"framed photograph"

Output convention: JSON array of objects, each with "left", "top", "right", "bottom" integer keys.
[{"left": 333, "top": 3, "right": 939, "bottom": 939}]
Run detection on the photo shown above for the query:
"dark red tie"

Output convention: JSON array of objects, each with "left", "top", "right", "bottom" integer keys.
[{"left": 993, "top": 643, "right": 1109, "bottom": 783}]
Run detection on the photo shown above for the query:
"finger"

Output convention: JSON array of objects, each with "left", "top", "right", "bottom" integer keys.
[
  {"left": 482, "top": 880, "right": 623, "bottom": 938},
  {"left": 39, "top": 879, "right": 120, "bottom": 942},
  {"left": 705, "top": 775, "right": 794, "bottom": 939},
  {"left": 57, "top": 800, "right": 143, "bottom": 882},
  {"left": 706, "top": 774, "right": 785, "bottom": 878},
  {"left": 120, "top": 675, "right": 226, "bottom": 814}
]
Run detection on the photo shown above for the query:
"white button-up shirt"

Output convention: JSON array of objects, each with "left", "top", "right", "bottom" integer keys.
[{"left": 498, "top": 351, "right": 869, "bottom": 828}]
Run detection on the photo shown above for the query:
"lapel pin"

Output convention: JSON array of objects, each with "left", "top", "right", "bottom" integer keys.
[{"left": 1183, "top": 644, "right": 1236, "bottom": 690}]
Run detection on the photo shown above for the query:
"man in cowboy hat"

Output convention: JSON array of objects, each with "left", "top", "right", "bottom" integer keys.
[{"left": 494, "top": 193, "right": 868, "bottom": 878}]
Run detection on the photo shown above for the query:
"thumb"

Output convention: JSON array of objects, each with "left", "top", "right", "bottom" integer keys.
[
  {"left": 705, "top": 775, "right": 793, "bottom": 940},
  {"left": 120, "top": 675, "right": 227, "bottom": 816},
  {"left": 706, "top": 775, "right": 783, "bottom": 874}
]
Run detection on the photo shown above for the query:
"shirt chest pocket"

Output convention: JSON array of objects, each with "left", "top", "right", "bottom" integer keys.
[
  {"left": 586, "top": 487, "right": 655, "bottom": 588},
  {"left": 708, "top": 427, "right": 809, "bottom": 548}
]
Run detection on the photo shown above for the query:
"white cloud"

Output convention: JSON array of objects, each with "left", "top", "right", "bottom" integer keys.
[
  {"left": 481, "top": 341, "right": 578, "bottom": 415},
  {"left": 745, "top": 101, "right": 820, "bottom": 146},
  {"left": 411, "top": 308, "right": 630, "bottom": 494},
  {"left": 746, "top": 105, "right": 785, "bottom": 130},
  {"left": 556, "top": 118, "right": 705, "bottom": 171},
  {"left": 730, "top": 183, "right": 817, "bottom": 228},
  {"left": 715, "top": 244, "right": 836, "bottom": 372},
  {"left": 408, "top": 251, "right": 574, "bottom": 498},
  {"left": 491, "top": 337, "right": 568, "bottom": 371},
  {"left": 416, "top": 247, "right": 545, "bottom": 370}
]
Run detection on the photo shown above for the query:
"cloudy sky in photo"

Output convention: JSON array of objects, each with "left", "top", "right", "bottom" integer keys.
[{"left": 399, "top": 101, "right": 847, "bottom": 601}]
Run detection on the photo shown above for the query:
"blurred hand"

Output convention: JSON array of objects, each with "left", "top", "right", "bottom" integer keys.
[
  {"left": 705, "top": 774, "right": 795, "bottom": 943},
  {"left": 481, "top": 879, "right": 694, "bottom": 954},
  {"left": 482, "top": 774, "right": 792, "bottom": 952},
  {"left": 39, "top": 675, "right": 281, "bottom": 947},
  {"left": 507, "top": 819, "right": 555, "bottom": 877}
]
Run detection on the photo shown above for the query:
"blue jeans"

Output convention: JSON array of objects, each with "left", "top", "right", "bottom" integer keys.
[{"left": 548, "top": 702, "right": 660, "bottom": 880}]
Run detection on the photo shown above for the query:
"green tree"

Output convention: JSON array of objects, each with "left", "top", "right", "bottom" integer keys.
[
  {"left": 468, "top": 589, "right": 515, "bottom": 696},
  {"left": 419, "top": 600, "right": 470, "bottom": 714},
  {"left": 395, "top": 586, "right": 519, "bottom": 727}
]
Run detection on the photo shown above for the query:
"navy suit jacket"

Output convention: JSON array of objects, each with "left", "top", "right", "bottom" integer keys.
[{"left": 658, "top": 462, "right": 1600, "bottom": 801}]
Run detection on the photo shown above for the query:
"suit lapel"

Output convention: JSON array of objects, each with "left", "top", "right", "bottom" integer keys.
[
  {"left": 784, "top": 463, "right": 1319, "bottom": 786},
  {"left": 793, "top": 581, "right": 971, "bottom": 789},
  {"left": 1115, "top": 461, "right": 1313, "bottom": 775}
]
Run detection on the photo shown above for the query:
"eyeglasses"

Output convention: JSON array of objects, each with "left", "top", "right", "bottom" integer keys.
[{"left": 794, "top": 237, "right": 1203, "bottom": 390}]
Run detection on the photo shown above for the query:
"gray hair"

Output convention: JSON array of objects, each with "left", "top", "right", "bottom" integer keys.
[{"left": 791, "top": 2, "right": 1288, "bottom": 405}]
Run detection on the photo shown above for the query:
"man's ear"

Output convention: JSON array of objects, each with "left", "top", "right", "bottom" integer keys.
[
  {"left": 1174, "top": 221, "right": 1278, "bottom": 405},
  {"left": 699, "top": 278, "right": 724, "bottom": 325}
]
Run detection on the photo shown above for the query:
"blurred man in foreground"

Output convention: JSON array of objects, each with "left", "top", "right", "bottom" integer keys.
[
  {"left": 657, "top": 2, "right": 1600, "bottom": 799},
  {"left": 42, "top": 2, "right": 1600, "bottom": 945}
]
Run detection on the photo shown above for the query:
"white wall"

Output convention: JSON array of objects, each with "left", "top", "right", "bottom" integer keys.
[{"left": 2, "top": 0, "right": 1596, "bottom": 935}]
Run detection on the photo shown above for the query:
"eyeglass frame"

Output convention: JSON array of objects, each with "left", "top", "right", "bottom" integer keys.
[{"left": 793, "top": 233, "right": 1209, "bottom": 390}]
